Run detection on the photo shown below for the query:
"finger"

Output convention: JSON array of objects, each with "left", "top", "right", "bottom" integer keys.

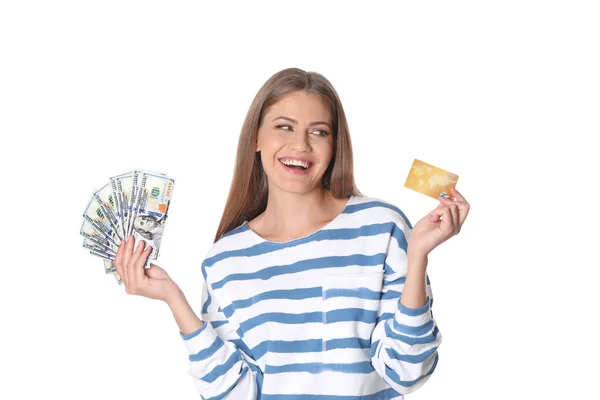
[
  {"left": 432, "top": 199, "right": 447, "bottom": 212},
  {"left": 134, "top": 245, "right": 153, "bottom": 281},
  {"left": 124, "top": 236, "right": 139, "bottom": 287},
  {"left": 439, "top": 195, "right": 469, "bottom": 227},
  {"left": 440, "top": 191, "right": 465, "bottom": 204},
  {"left": 133, "top": 242, "right": 151, "bottom": 282},
  {"left": 451, "top": 187, "right": 469, "bottom": 205},
  {"left": 439, "top": 198, "right": 461, "bottom": 232},
  {"left": 448, "top": 203, "right": 459, "bottom": 232},
  {"left": 429, "top": 203, "right": 452, "bottom": 232},
  {"left": 431, "top": 199, "right": 452, "bottom": 218},
  {"left": 428, "top": 203, "right": 443, "bottom": 221},
  {"left": 122, "top": 235, "right": 135, "bottom": 268},
  {"left": 123, "top": 235, "right": 138, "bottom": 286},
  {"left": 128, "top": 239, "right": 146, "bottom": 284},
  {"left": 122, "top": 239, "right": 131, "bottom": 287}
]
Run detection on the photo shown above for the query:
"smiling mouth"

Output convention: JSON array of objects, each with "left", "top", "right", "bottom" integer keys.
[{"left": 278, "top": 158, "right": 313, "bottom": 170}]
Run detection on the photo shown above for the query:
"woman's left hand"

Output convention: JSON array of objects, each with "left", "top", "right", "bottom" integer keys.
[{"left": 407, "top": 187, "right": 470, "bottom": 258}]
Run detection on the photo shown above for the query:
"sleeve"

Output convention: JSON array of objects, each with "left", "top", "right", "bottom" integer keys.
[
  {"left": 369, "top": 213, "right": 442, "bottom": 395},
  {"left": 179, "top": 276, "right": 261, "bottom": 400}
]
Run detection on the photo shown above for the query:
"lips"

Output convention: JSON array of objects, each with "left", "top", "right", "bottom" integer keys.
[
  {"left": 278, "top": 158, "right": 313, "bottom": 174},
  {"left": 278, "top": 158, "right": 314, "bottom": 169}
]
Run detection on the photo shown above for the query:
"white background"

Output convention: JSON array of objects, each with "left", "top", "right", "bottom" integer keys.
[{"left": 1, "top": 1, "right": 598, "bottom": 399}]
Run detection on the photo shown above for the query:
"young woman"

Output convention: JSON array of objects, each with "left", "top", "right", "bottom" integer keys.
[{"left": 114, "top": 67, "right": 470, "bottom": 399}]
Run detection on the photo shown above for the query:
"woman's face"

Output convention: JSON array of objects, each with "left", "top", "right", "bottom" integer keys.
[{"left": 256, "top": 90, "right": 334, "bottom": 194}]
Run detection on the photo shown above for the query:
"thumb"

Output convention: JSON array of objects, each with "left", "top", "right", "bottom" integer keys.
[
  {"left": 429, "top": 202, "right": 445, "bottom": 221},
  {"left": 429, "top": 206, "right": 443, "bottom": 222},
  {"left": 146, "top": 263, "right": 167, "bottom": 278}
]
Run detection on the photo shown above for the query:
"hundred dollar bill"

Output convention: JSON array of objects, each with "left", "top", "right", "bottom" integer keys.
[
  {"left": 125, "top": 170, "right": 169, "bottom": 238},
  {"left": 93, "top": 183, "right": 124, "bottom": 242},
  {"left": 109, "top": 172, "right": 130, "bottom": 240},
  {"left": 103, "top": 259, "right": 116, "bottom": 273},
  {"left": 112, "top": 171, "right": 134, "bottom": 239},
  {"left": 80, "top": 219, "right": 119, "bottom": 248},
  {"left": 82, "top": 197, "right": 122, "bottom": 245},
  {"left": 126, "top": 170, "right": 143, "bottom": 238},
  {"left": 112, "top": 268, "right": 123, "bottom": 284},
  {"left": 83, "top": 237, "right": 117, "bottom": 255},
  {"left": 89, "top": 247, "right": 115, "bottom": 261},
  {"left": 104, "top": 260, "right": 123, "bottom": 285},
  {"left": 102, "top": 261, "right": 123, "bottom": 285},
  {"left": 84, "top": 238, "right": 116, "bottom": 257},
  {"left": 130, "top": 171, "right": 174, "bottom": 267},
  {"left": 103, "top": 260, "right": 123, "bottom": 285}
]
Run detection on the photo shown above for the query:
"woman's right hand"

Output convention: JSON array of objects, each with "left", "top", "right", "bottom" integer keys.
[{"left": 114, "top": 235, "right": 180, "bottom": 303}]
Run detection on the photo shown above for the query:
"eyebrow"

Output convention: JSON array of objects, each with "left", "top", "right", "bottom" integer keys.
[{"left": 272, "top": 116, "right": 331, "bottom": 129}]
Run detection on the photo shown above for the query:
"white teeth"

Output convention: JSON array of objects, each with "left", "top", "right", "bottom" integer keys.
[{"left": 280, "top": 159, "right": 310, "bottom": 169}]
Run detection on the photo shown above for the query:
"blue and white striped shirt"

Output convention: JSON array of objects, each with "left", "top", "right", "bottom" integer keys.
[{"left": 179, "top": 195, "right": 441, "bottom": 399}]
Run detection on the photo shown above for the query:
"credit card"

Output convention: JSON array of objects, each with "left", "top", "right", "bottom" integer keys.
[{"left": 404, "top": 159, "right": 459, "bottom": 200}]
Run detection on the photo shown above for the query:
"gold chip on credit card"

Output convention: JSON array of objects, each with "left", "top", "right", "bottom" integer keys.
[{"left": 404, "top": 159, "right": 459, "bottom": 200}]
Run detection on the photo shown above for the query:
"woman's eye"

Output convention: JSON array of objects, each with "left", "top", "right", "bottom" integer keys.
[{"left": 276, "top": 124, "right": 329, "bottom": 137}]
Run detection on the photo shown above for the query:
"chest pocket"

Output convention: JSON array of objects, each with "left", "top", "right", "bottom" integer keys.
[{"left": 322, "top": 270, "right": 384, "bottom": 362}]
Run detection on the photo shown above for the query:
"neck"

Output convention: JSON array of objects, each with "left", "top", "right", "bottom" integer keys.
[{"left": 260, "top": 186, "right": 334, "bottom": 234}]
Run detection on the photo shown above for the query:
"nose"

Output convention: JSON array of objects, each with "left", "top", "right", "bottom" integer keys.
[{"left": 289, "top": 129, "right": 311, "bottom": 151}]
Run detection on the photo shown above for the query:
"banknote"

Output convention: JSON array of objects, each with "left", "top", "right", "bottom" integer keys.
[
  {"left": 103, "top": 260, "right": 123, "bottom": 285},
  {"left": 103, "top": 259, "right": 116, "bottom": 273},
  {"left": 126, "top": 170, "right": 143, "bottom": 238},
  {"left": 93, "top": 183, "right": 125, "bottom": 242},
  {"left": 82, "top": 169, "right": 174, "bottom": 284},
  {"left": 80, "top": 219, "right": 119, "bottom": 249},
  {"left": 109, "top": 172, "right": 130, "bottom": 240},
  {"left": 88, "top": 247, "right": 115, "bottom": 261},
  {"left": 82, "top": 197, "right": 122, "bottom": 246},
  {"left": 130, "top": 171, "right": 174, "bottom": 267},
  {"left": 125, "top": 169, "right": 170, "bottom": 238},
  {"left": 83, "top": 237, "right": 117, "bottom": 254}
]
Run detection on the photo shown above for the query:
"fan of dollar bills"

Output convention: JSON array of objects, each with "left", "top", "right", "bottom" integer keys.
[{"left": 81, "top": 170, "right": 175, "bottom": 285}]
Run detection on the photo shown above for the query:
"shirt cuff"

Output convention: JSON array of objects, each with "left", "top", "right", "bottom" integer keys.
[
  {"left": 392, "top": 295, "right": 434, "bottom": 337},
  {"left": 179, "top": 321, "right": 225, "bottom": 358}
]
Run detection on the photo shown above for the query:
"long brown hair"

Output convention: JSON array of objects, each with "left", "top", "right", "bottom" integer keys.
[{"left": 213, "top": 67, "right": 363, "bottom": 243}]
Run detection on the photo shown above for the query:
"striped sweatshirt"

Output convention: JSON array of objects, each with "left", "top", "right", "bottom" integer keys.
[{"left": 179, "top": 195, "right": 441, "bottom": 400}]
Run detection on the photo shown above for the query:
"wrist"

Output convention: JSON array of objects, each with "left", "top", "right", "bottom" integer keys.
[
  {"left": 407, "top": 245, "right": 428, "bottom": 258},
  {"left": 407, "top": 248, "right": 428, "bottom": 271},
  {"left": 165, "top": 284, "right": 185, "bottom": 308}
]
